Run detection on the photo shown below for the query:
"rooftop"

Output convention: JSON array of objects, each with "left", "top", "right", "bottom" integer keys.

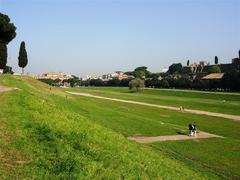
[{"left": 202, "top": 73, "right": 224, "bottom": 80}]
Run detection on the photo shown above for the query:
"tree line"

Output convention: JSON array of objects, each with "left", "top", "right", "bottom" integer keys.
[
  {"left": 78, "top": 53, "right": 240, "bottom": 91},
  {"left": 0, "top": 12, "right": 28, "bottom": 74},
  {"left": 38, "top": 50, "right": 240, "bottom": 91}
]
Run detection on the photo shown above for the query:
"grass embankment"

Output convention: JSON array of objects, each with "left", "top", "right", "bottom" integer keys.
[
  {"left": 68, "top": 87, "right": 240, "bottom": 115},
  {"left": 65, "top": 87, "right": 240, "bottom": 179},
  {"left": 0, "top": 75, "right": 204, "bottom": 179}
]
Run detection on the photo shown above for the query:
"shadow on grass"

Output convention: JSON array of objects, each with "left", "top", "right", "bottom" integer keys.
[{"left": 176, "top": 129, "right": 188, "bottom": 135}]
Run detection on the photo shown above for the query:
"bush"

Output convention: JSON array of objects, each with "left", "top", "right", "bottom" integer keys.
[
  {"left": 208, "top": 65, "right": 221, "bottom": 73},
  {"left": 89, "top": 79, "right": 104, "bottom": 86},
  {"left": 161, "top": 79, "right": 169, "bottom": 88},
  {"left": 129, "top": 78, "right": 145, "bottom": 92},
  {"left": 107, "top": 78, "right": 121, "bottom": 86},
  {"left": 222, "top": 70, "right": 240, "bottom": 91}
]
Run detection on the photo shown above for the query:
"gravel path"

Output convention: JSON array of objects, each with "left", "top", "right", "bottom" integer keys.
[
  {"left": 128, "top": 131, "right": 222, "bottom": 144},
  {"left": 66, "top": 91, "right": 240, "bottom": 121}
]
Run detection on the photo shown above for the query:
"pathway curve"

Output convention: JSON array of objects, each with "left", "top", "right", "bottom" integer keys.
[
  {"left": 66, "top": 91, "right": 240, "bottom": 121},
  {"left": 128, "top": 132, "right": 222, "bottom": 144}
]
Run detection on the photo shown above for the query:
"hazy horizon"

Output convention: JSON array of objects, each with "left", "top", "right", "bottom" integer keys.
[{"left": 0, "top": 0, "right": 239, "bottom": 76}]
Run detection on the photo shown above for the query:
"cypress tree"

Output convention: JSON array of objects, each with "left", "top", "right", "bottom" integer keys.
[
  {"left": 18, "top": 41, "right": 28, "bottom": 74},
  {"left": 214, "top": 56, "right": 218, "bottom": 65},
  {"left": 187, "top": 60, "right": 190, "bottom": 66},
  {"left": 238, "top": 49, "right": 240, "bottom": 59}
]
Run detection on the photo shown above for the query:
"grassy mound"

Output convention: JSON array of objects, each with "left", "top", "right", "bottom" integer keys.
[{"left": 0, "top": 75, "right": 205, "bottom": 179}]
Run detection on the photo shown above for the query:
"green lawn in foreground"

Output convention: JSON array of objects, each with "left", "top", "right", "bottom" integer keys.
[
  {"left": 68, "top": 86, "right": 240, "bottom": 115},
  {"left": 64, "top": 87, "right": 240, "bottom": 179},
  {"left": 0, "top": 75, "right": 204, "bottom": 179}
]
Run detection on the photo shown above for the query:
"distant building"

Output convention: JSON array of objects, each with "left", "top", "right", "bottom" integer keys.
[
  {"left": 189, "top": 63, "right": 199, "bottom": 73},
  {"left": 183, "top": 61, "right": 209, "bottom": 73},
  {"left": 102, "top": 74, "right": 112, "bottom": 81},
  {"left": 36, "top": 72, "right": 72, "bottom": 81},
  {"left": 203, "top": 57, "right": 240, "bottom": 73},
  {"left": 100, "top": 71, "right": 131, "bottom": 81},
  {"left": 81, "top": 75, "right": 92, "bottom": 81},
  {"left": 199, "top": 61, "right": 209, "bottom": 67}
]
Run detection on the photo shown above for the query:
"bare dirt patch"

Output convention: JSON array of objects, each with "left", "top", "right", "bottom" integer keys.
[
  {"left": 128, "top": 131, "right": 222, "bottom": 144},
  {"left": 0, "top": 86, "right": 18, "bottom": 93}
]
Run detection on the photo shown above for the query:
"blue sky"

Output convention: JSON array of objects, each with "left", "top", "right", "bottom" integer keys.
[{"left": 0, "top": 0, "right": 239, "bottom": 76}]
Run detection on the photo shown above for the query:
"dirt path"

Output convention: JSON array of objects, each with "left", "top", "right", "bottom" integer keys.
[
  {"left": 66, "top": 91, "right": 240, "bottom": 121},
  {"left": 0, "top": 86, "right": 15, "bottom": 93},
  {"left": 128, "top": 132, "right": 222, "bottom": 144}
]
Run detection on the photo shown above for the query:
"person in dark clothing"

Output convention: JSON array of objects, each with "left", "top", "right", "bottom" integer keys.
[
  {"left": 193, "top": 122, "right": 197, "bottom": 136},
  {"left": 188, "top": 123, "right": 193, "bottom": 136}
]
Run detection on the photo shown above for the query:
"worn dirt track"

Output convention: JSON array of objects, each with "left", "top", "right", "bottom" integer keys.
[
  {"left": 128, "top": 131, "right": 222, "bottom": 144},
  {"left": 0, "top": 86, "right": 15, "bottom": 93},
  {"left": 66, "top": 91, "right": 240, "bottom": 121}
]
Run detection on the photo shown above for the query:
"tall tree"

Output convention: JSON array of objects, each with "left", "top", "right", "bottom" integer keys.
[
  {"left": 0, "top": 43, "right": 7, "bottom": 69},
  {"left": 238, "top": 49, "right": 240, "bottom": 59},
  {"left": 18, "top": 41, "right": 28, "bottom": 74},
  {"left": 0, "top": 13, "right": 16, "bottom": 70},
  {"left": 134, "top": 70, "right": 145, "bottom": 79},
  {"left": 168, "top": 63, "right": 183, "bottom": 74},
  {"left": 187, "top": 60, "right": 190, "bottom": 66},
  {"left": 134, "top": 66, "right": 151, "bottom": 78},
  {"left": 214, "top": 56, "right": 218, "bottom": 65}
]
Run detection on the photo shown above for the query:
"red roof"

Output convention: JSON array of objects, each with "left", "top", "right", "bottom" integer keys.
[{"left": 202, "top": 73, "right": 224, "bottom": 80}]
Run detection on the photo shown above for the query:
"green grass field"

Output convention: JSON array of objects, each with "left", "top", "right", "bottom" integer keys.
[
  {"left": 1, "top": 75, "right": 240, "bottom": 179},
  {"left": 68, "top": 86, "right": 240, "bottom": 115}
]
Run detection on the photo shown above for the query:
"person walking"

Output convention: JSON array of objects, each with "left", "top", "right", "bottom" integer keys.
[
  {"left": 193, "top": 122, "right": 197, "bottom": 136},
  {"left": 188, "top": 123, "right": 193, "bottom": 136}
]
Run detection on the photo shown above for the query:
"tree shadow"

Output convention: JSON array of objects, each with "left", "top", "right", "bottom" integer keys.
[{"left": 176, "top": 129, "right": 187, "bottom": 135}]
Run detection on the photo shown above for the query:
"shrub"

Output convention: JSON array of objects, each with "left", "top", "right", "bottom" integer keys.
[
  {"left": 208, "top": 65, "right": 221, "bottom": 73},
  {"left": 129, "top": 78, "right": 145, "bottom": 92}
]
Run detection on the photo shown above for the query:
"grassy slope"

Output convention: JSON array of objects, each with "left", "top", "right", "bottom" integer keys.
[
  {"left": 64, "top": 88, "right": 240, "bottom": 178},
  {"left": 68, "top": 87, "right": 240, "bottom": 115},
  {"left": 0, "top": 75, "right": 205, "bottom": 179}
]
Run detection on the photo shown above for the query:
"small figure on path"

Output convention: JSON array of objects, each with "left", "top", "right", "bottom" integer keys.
[
  {"left": 188, "top": 123, "right": 193, "bottom": 136},
  {"left": 180, "top": 106, "right": 183, "bottom": 111},
  {"left": 193, "top": 122, "right": 197, "bottom": 136}
]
